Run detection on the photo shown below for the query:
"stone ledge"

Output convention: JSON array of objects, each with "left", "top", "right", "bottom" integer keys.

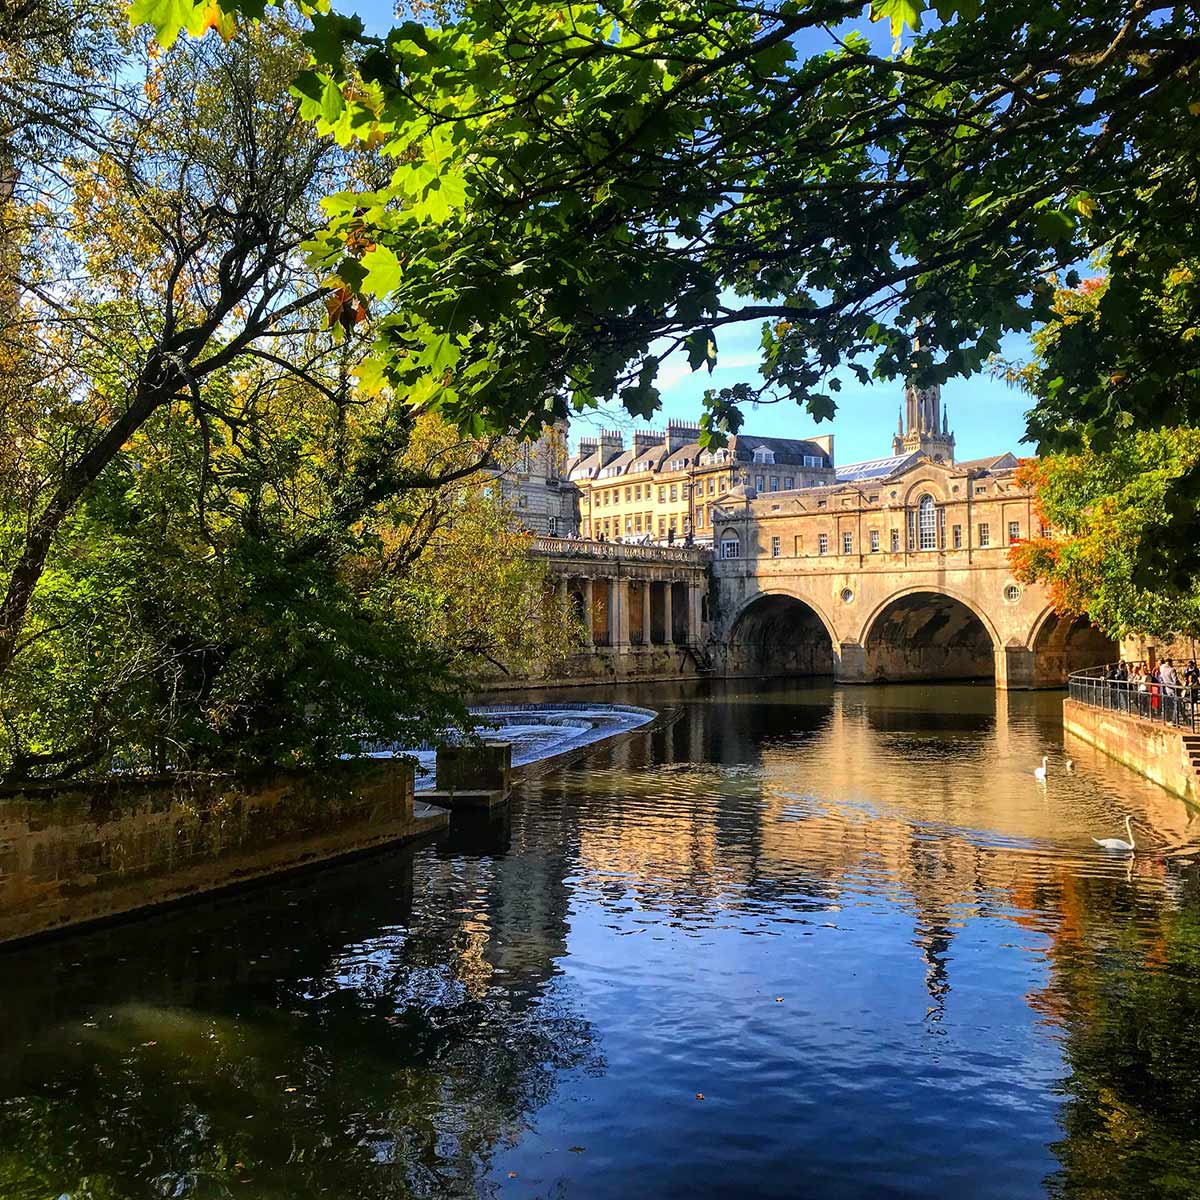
[{"left": 1063, "top": 698, "right": 1198, "bottom": 805}]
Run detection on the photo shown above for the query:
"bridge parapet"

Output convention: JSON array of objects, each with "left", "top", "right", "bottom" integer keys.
[{"left": 530, "top": 535, "right": 712, "bottom": 567}]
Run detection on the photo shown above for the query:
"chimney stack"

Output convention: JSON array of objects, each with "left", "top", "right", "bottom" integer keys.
[
  {"left": 666, "top": 419, "right": 702, "bottom": 452},
  {"left": 632, "top": 428, "right": 665, "bottom": 455}
]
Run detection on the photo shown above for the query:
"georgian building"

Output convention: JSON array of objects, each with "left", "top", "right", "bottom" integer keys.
[
  {"left": 568, "top": 420, "right": 836, "bottom": 544},
  {"left": 710, "top": 377, "right": 1024, "bottom": 565},
  {"left": 495, "top": 420, "right": 579, "bottom": 536}
]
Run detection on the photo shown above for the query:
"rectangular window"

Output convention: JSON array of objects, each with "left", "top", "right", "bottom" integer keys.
[
  {"left": 683, "top": 516, "right": 691, "bottom": 532},
  {"left": 658, "top": 517, "right": 666, "bottom": 534},
  {"left": 817, "top": 499, "right": 827, "bottom": 509},
  {"left": 794, "top": 535, "right": 804, "bottom": 556},
  {"left": 625, "top": 517, "right": 633, "bottom": 533},
  {"left": 870, "top": 530, "right": 880, "bottom": 552},
  {"left": 975, "top": 485, "right": 987, "bottom": 495},
  {"left": 818, "top": 533, "right": 829, "bottom": 555},
  {"left": 952, "top": 524, "right": 963, "bottom": 549},
  {"left": 670, "top": 485, "right": 678, "bottom": 502},
  {"left": 658, "top": 486, "right": 666, "bottom": 503},
  {"left": 719, "top": 477, "right": 728, "bottom": 493},
  {"left": 771, "top": 535, "right": 781, "bottom": 558},
  {"left": 634, "top": 514, "right": 642, "bottom": 532},
  {"left": 1008, "top": 521, "right": 1020, "bottom": 543},
  {"left": 978, "top": 522, "right": 990, "bottom": 547},
  {"left": 697, "top": 507, "right": 705, "bottom": 527},
  {"left": 1039, "top": 522, "right": 1051, "bottom": 538},
  {"left": 784, "top": 476, "right": 794, "bottom": 490},
  {"left": 890, "top": 529, "right": 900, "bottom": 552},
  {"left": 634, "top": 484, "right": 641, "bottom": 501},
  {"left": 707, "top": 478, "right": 715, "bottom": 495},
  {"left": 843, "top": 531, "right": 853, "bottom": 555},
  {"left": 625, "top": 486, "right": 632, "bottom": 501},
  {"left": 770, "top": 476, "right": 779, "bottom": 491},
  {"left": 721, "top": 538, "right": 740, "bottom": 559},
  {"left": 683, "top": 485, "right": 691, "bottom": 500},
  {"left": 755, "top": 474, "right": 766, "bottom": 492}
]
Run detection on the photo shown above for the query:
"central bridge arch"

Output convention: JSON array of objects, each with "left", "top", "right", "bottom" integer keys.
[
  {"left": 858, "top": 588, "right": 999, "bottom": 683},
  {"left": 728, "top": 591, "right": 836, "bottom": 677}
]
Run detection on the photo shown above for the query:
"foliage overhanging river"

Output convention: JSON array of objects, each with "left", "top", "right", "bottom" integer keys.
[{"left": 4, "top": 679, "right": 1200, "bottom": 1199}]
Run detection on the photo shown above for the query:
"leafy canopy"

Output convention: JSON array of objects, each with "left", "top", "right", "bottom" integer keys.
[{"left": 128, "top": 0, "right": 1200, "bottom": 453}]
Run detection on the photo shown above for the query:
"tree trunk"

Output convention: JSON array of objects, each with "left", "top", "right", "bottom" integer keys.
[{"left": 0, "top": 367, "right": 178, "bottom": 679}]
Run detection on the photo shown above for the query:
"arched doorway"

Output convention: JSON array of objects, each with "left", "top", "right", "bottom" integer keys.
[
  {"left": 863, "top": 592, "right": 997, "bottom": 683},
  {"left": 728, "top": 594, "right": 835, "bottom": 677},
  {"left": 1031, "top": 612, "right": 1117, "bottom": 687}
]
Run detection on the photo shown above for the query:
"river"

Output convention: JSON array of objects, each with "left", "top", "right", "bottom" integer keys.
[{"left": 3, "top": 680, "right": 1200, "bottom": 1199}]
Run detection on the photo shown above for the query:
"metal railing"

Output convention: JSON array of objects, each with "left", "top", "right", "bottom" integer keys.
[
  {"left": 529, "top": 535, "right": 713, "bottom": 566},
  {"left": 1068, "top": 664, "right": 1199, "bottom": 732}
]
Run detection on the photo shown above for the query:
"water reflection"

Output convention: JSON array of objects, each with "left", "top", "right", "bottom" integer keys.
[{"left": 2, "top": 681, "right": 1200, "bottom": 1198}]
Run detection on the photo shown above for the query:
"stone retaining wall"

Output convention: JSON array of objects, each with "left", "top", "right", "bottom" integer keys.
[
  {"left": 1062, "top": 699, "right": 1198, "bottom": 804},
  {"left": 0, "top": 759, "right": 444, "bottom": 947}
]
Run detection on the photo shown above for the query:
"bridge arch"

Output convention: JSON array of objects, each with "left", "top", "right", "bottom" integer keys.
[
  {"left": 727, "top": 589, "right": 837, "bottom": 678},
  {"left": 858, "top": 586, "right": 1000, "bottom": 683},
  {"left": 1028, "top": 606, "right": 1117, "bottom": 687}
]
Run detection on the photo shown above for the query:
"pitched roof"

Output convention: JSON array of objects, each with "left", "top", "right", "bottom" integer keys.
[
  {"left": 834, "top": 452, "right": 919, "bottom": 482},
  {"left": 956, "top": 452, "right": 1018, "bottom": 472}
]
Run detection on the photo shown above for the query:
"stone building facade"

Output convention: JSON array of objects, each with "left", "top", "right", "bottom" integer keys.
[
  {"left": 568, "top": 420, "right": 835, "bottom": 544},
  {"left": 495, "top": 420, "right": 579, "bottom": 536},
  {"left": 708, "top": 385, "right": 1116, "bottom": 688}
]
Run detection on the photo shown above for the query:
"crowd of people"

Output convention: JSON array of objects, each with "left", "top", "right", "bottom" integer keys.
[{"left": 1102, "top": 658, "right": 1200, "bottom": 723}]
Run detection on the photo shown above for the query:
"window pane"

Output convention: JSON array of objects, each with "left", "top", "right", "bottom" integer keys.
[{"left": 918, "top": 494, "right": 937, "bottom": 551}]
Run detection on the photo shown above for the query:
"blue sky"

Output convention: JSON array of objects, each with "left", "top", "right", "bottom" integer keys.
[
  {"left": 346, "top": 0, "right": 1038, "bottom": 467},
  {"left": 570, "top": 323, "right": 1037, "bottom": 467}
]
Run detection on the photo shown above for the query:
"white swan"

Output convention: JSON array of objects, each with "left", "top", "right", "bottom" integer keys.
[
  {"left": 1034, "top": 756, "right": 1048, "bottom": 782},
  {"left": 1094, "top": 815, "right": 1136, "bottom": 853}
]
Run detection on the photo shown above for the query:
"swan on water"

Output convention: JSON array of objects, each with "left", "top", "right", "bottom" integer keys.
[
  {"left": 1034, "top": 756, "right": 1048, "bottom": 782},
  {"left": 1093, "top": 815, "right": 1136, "bottom": 853}
]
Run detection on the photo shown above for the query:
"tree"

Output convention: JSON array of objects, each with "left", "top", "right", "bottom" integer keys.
[
  {"left": 1009, "top": 430, "right": 1200, "bottom": 641},
  {"left": 127, "top": 0, "right": 1200, "bottom": 456},
  {"left": 0, "top": 18, "right": 579, "bottom": 782}
]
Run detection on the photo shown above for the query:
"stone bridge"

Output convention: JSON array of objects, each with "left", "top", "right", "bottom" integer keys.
[
  {"left": 529, "top": 520, "right": 1113, "bottom": 690},
  {"left": 712, "top": 546, "right": 1113, "bottom": 690}
]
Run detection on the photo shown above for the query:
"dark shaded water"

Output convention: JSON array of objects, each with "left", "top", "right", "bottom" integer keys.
[{"left": 4, "top": 680, "right": 1200, "bottom": 1199}]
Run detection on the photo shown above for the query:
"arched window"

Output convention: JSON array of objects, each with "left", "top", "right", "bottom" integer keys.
[{"left": 918, "top": 493, "right": 938, "bottom": 551}]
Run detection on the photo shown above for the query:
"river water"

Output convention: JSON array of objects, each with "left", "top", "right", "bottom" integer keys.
[{"left": 4, "top": 680, "right": 1200, "bottom": 1199}]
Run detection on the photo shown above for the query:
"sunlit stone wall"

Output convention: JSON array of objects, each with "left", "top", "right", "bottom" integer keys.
[{"left": 0, "top": 760, "right": 432, "bottom": 946}]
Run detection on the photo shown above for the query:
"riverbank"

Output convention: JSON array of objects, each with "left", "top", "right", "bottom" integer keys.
[
  {"left": 1063, "top": 697, "right": 1199, "bottom": 805},
  {"left": 0, "top": 704, "right": 659, "bottom": 950}
]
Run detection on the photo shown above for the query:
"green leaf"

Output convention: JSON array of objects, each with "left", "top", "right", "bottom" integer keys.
[
  {"left": 685, "top": 328, "right": 718, "bottom": 373},
  {"left": 869, "top": 0, "right": 924, "bottom": 37},
  {"left": 319, "top": 77, "right": 345, "bottom": 125},
  {"left": 128, "top": 0, "right": 202, "bottom": 49},
  {"left": 302, "top": 11, "right": 364, "bottom": 67},
  {"left": 360, "top": 245, "right": 404, "bottom": 298},
  {"left": 420, "top": 332, "right": 462, "bottom": 373}
]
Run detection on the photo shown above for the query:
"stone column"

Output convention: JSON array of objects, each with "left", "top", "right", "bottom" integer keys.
[
  {"left": 836, "top": 641, "right": 866, "bottom": 683},
  {"left": 688, "top": 583, "right": 703, "bottom": 647},
  {"left": 641, "top": 580, "right": 652, "bottom": 650},
  {"left": 663, "top": 580, "right": 674, "bottom": 646},
  {"left": 582, "top": 577, "right": 595, "bottom": 648},
  {"left": 613, "top": 576, "right": 630, "bottom": 650},
  {"left": 997, "top": 644, "right": 1034, "bottom": 691}
]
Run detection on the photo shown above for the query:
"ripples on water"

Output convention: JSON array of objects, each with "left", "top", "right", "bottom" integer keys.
[{"left": 4, "top": 681, "right": 1200, "bottom": 1199}]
